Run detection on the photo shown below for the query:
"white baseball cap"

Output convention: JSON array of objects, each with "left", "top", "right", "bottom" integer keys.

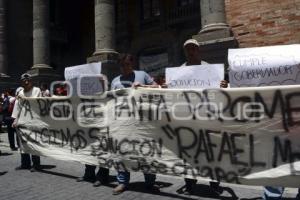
[
  {"left": 20, "top": 73, "right": 32, "bottom": 81},
  {"left": 183, "top": 39, "right": 199, "bottom": 47}
]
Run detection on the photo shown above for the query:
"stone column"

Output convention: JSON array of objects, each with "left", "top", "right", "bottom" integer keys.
[
  {"left": 93, "top": 0, "right": 118, "bottom": 58},
  {"left": 199, "top": 0, "right": 228, "bottom": 33},
  {"left": 88, "top": 0, "right": 119, "bottom": 82},
  {"left": 192, "top": 0, "right": 237, "bottom": 64},
  {"left": 32, "top": 0, "right": 50, "bottom": 68},
  {"left": 0, "top": 0, "right": 8, "bottom": 77},
  {"left": 28, "top": 0, "right": 60, "bottom": 85}
]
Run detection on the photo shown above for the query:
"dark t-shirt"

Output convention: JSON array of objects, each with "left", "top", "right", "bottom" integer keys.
[{"left": 120, "top": 72, "right": 135, "bottom": 88}]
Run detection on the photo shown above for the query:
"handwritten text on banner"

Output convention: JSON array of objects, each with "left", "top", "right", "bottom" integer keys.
[
  {"left": 16, "top": 86, "right": 300, "bottom": 187},
  {"left": 228, "top": 44, "right": 300, "bottom": 87},
  {"left": 166, "top": 64, "right": 224, "bottom": 89}
]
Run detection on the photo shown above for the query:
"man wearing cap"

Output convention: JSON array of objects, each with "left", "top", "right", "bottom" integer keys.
[
  {"left": 12, "top": 73, "right": 42, "bottom": 172},
  {"left": 181, "top": 39, "right": 208, "bottom": 66},
  {"left": 178, "top": 39, "right": 228, "bottom": 195},
  {"left": 181, "top": 39, "right": 228, "bottom": 87}
]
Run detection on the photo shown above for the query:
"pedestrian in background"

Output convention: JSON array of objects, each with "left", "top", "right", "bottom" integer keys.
[
  {"left": 0, "top": 96, "right": 4, "bottom": 133},
  {"left": 40, "top": 83, "right": 50, "bottom": 97},
  {"left": 3, "top": 88, "right": 18, "bottom": 151}
]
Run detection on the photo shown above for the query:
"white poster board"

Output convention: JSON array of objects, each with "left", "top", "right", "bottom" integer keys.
[
  {"left": 228, "top": 44, "right": 300, "bottom": 87},
  {"left": 166, "top": 64, "right": 224, "bottom": 88},
  {"left": 64, "top": 63, "right": 104, "bottom": 96}
]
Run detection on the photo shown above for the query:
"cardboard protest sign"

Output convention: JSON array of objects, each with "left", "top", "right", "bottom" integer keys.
[
  {"left": 228, "top": 44, "right": 300, "bottom": 87},
  {"left": 64, "top": 63, "right": 105, "bottom": 96},
  {"left": 15, "top": 86, "right": 300, "bottom": 187},
  {"left": 166, "top": 64, "right": 224, "bottom": 88}
]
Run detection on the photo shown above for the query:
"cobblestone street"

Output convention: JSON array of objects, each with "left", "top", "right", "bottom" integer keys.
[{"left": 0, "top": 132, "right": 299, "bottom": 200}]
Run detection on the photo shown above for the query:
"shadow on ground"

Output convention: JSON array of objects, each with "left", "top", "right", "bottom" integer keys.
[
  {"left": 239, "top": 196, "right": 296, "bottom": 200},
  {"left": 33, "top": 170, "right": 234, "bottom": 200},
  {"left": 128, "top": 181, "right": 197, "bottom": 200},
  {"left": 0, "top": 171, "right": 8, "bottom": 176},
  {"left": 124, "top": 182, "right": 240, "bottom": 200},
  {"left": 177, "top": 184, "right": 238, "bottom": 200},
  {"left": 39, "top": 167, "right": 81, "bottom": 180},
  {"left": 0, "top": 152, "right": 13, "bottom": 156},
  {"left": 34, "top": 169, "right": 298, "bottom": 200},
  {"left": 39, "top": 165, "right": 56, "bottom": 170}
]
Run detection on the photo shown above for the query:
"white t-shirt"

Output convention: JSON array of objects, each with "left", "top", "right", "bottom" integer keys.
[
  {"left": 12, "top": 87, "right": 41, "bottom": 119},
  {"left": 41, "top": 89, "right": 50, "bottom": 97},
  {"left": 111, "top": 70, "right": 154, "bottom": 90}
]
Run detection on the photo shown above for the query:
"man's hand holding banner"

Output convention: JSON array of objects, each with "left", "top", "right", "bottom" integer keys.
[{"left": 15, "top": 86, "right": 300, "bottom": 187}]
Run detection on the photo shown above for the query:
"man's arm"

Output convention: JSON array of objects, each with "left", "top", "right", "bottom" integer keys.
[
  {"left": 133, "top": 71, "right": 159, "bottom": 88},
  {"left": 144, "top": 72, "right": 157, "bottom": 86},
  {"left": 11, "top": 98, "right": 20, "bottom": 128}
]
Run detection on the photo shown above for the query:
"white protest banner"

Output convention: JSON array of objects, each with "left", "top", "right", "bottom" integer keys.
[
  {"left": 228, "top": 44, "right": 300, "bottom": 87},
  {"left": 64, "top": 62, "right": 104, "bottom": 96},
  {"left": 166, "top": 64, "right": 224, "bottom": 89},
  {"left": 15, "top": 86, "right": 300, "bottom": 187}
]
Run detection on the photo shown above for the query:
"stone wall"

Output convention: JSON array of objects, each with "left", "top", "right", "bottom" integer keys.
[
  {"left": 7, "top": 0, "right": 33, "bottom": 80},
  {"left": 117, "top": 0, "right": 201, "bottom": 69},
  {"left": 225, "top": 0, "right": 300, "bottom": 47}
]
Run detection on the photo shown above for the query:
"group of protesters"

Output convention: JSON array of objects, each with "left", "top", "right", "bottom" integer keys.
[
  {"left": 0, "top": 38, "right": 299, "bottom": 199},
  {"left": 0, "top": 78, "right": 65, "bottom": 171}
]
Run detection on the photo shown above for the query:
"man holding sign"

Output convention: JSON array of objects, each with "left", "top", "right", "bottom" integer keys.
[
  {"left": 182, "top": 39, "right": 228, "bottom": 88},
  {"left": 168, "top": 39, "right": 228, "bottom": 195},
  {"left": 64, "top": 62, "right": 105, "bottom": 96},
  {"left": 66, "top": 62, "right": 110, "bottom": 187},
  {"left": 166, "top": 39, "right": 228, "bottom": 89}
]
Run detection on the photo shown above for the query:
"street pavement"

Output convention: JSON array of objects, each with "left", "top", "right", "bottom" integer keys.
[{"left": 0, "top": 131, "right": 298, "bottom": 200}]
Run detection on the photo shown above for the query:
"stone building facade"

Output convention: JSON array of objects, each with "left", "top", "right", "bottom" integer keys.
[
  {"left": 0, "top": 0, "right": 299, "bottom": 91},
  {"left": 225, "top": 0, "right": 300, "bottom": 47}
]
